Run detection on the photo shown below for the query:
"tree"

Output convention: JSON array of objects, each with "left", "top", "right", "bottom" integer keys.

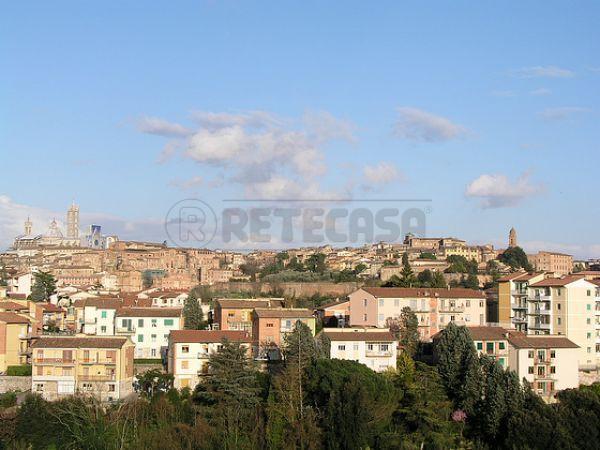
[
  {"left": 142, "top": 270, "right": 154, "bottom": 289},
  {"left": 136, "top": 369, "right": 174, "bottom": 397},
  {"left": 398, "top": 307, "right": 420, "bottom": 357},
  {"left": 397, "top": 252, "right": 416, "bottom": 287},
  {"left": 183, "top": 291, "right": 205, "bottom": 330},
  {"left": 418, "top": 252, "right": 437, "bottom": 260},
  {"left": 498, "top": 246, "right": 533, "bottom": 271},
  {"left": 431, "top": 271, "right": 447, "bottom": 288},
  {"left": 461, "top": 273, "right": 479, "bottom": 290},
  {"left": 305, "top": 253, "right": 326, "bottom": 274},
  {"left": 29, "top": 271, "right": 56, "bottom": 302}
]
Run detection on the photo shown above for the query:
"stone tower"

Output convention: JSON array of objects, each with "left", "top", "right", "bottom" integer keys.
[
  {"left": 24, "top": 217, "right": 32, "bottom": 236},
  {"left": 67, "top": 202, "right": 79, "bottom": 239},
  {"left": 509, "top": 227, "right": 517, "bottom": 248}
]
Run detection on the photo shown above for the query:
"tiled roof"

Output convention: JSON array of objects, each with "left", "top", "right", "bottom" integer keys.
[
  {"left": 216, "top": 299, "right": 285, "bottom": 309},
  {"left": 529, "top": 276, "right": 587, "bottom": 287},
  {"left": 362, "top": 287, "right": 485, "bottom": 299},
  {"left": 73, "top": 298, "right": 122, "bottom": 309},
  {"left": 42, "top": 303, "right": 65, "bottom": 313},
  {"left": 0, "top": 301, "right": 29, "bottom": 311},
  {"left": 0, "top": 312, "right": 30, "bottom": 324},
  {"left": 466, "top": 326, "right": 510, "bottom": 341},
  {"left": 116, "top": 307, "right": 182, "bottom": 318},
  {"left": 170, "top": 330, "right": 251, "bottom": 344},
  {"left": 31, "top": 336, "right": 130, "bottom": 349},
  {"left": 253, "top": 308, "right": 314, "bottom": 319},
  {"left": 318, "top": 300, "right": 350, "bottom": 310},
  {"left": 322, "top": 330, "right": 396, "bottom": 342},
  {"left": 7, "top": 293, "right": 27, "bottom": 299},
  {"left": 507, "top": 333, "right": 578, "bottom": 349}
]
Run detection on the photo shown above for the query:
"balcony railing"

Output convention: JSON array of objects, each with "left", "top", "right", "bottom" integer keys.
[
  {"left": 115, "top": 326, "right": 136, "bottom": 334},
  {"left": 511, "top": 290, "right": 527, "bottom": 296},
  {"left": 79, "top": 374, "right": 116, "bottom": 382},
  {"left": 80, "top": 358, "right": 117, "bottom": 365},
  {"left": 34, "top": 358, "right": 75, "bottom": 364},
  {"left": 365, "top": 350, "right": 393, "bottom": 357}
]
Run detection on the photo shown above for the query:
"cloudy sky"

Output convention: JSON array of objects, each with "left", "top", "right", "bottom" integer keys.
[{"left": 1, "top": 1, "right": 599, "bottom": 257}]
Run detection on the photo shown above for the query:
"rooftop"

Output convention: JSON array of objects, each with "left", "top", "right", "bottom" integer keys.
[
  {"left": 0, "top": 312, "right": 30, "bottom": 324},
  {"left": 170, "top": 330, "right": 251, "bottom": 344},
  {"left": 322, "top": 330, "right": 396, "bottom": 342},
  {"left": 31, "top": 336, "right": 130, "bottom": 349},
  {"left": 362, "top": 287, "right": 485, "bottom": 299},
  {"left": 116, "top": 307, "right": 182, "bottom": 318},
  {"left": 253, "top": 308, "right": 314, "bottom": 319}
]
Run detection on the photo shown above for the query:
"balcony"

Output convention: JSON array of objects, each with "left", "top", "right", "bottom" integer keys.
[
  {"left": 512, "top": 304, "right": 527, "bottom": 310},
  {"left": 34, "top": 358, "right": 75, "bottom": 365},
  {"left": 529, "top": 322, "right": 551, "bottom": 331},
  {"left": 532, "top": 295, "right": 551, "bottom": 302},
  {"left": 511, "top": 290, "right": 527, "bottom": 296},
  {"left": 365, "top": 350, "right": 393, "bottom": 357},
  {"left": 84, "top": 318, "right": 97, "bottom": 325},
  {"left": 438, "top": 306, "right": 465, "bottom": 313},
  {"left": 80, "top": 358, "right": 117, "bottom": 365},
  {"left": 511, "top": 316, "right": 527, "bottom": 324},
  {"left": 115, "top": 326, "right": 136, "bottom": 334},
  {"left": 79, "top": 374, "right": 116, "bottom": 382}
]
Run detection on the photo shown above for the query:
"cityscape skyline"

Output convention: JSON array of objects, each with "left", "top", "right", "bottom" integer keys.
[{"left": 2, "top": 1, "right": 599, "bottom": 257}]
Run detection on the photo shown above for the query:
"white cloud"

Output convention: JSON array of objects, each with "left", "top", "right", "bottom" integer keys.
[
  {"left": 137, "top": 117, "right": 193, "bottom": 137},
  {"left": 465, "top": 172, "right": 542, "bottom": 208},
  {"left": 538, "top": 107, "right": 590, "bottom": 120},
  {"left": 394, "top": 107, "right": 468, "bottom": 142},
  {"left": 141, "top": 110, "right": 356, "bottom": 200},
  {"left": 530, "top": 88, "right": 551, "bottom": 96},
  {"left": 363, "top": 162, "right": 402, "bottom": 185},
  {"left": 511, "top": 66, "right": 574, "bottom": 78}
]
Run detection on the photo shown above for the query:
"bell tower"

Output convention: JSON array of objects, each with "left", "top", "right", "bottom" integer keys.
[
  {"left": 509, "top": 227, "right": 517, "bottom": 248},
  {"left": 67, "top": 202, "right": 80, "bottom": 239},
  {"left": 24, "top": 217, "right": 32, "bottom": 235}
]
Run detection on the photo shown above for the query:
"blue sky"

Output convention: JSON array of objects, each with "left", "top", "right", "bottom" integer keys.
[{"left": 1, "top": 1, "right": 599, "bottom": 256}]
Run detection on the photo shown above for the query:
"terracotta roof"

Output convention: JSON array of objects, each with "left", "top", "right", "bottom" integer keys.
[
  {"left": 216, "top": 299, "right": 285, "bottom": 309},
  {"left": 253, "top": 308, "right": 314, "bottom": 319},
  {"left": 42, "top": 303, "right": 65, "bottom": 313},
  {"left": 146, "top": 290, "right": 188, "bottom": 299},
  {"left": 31, "top": 336, "right": 130, "bottom": 349},
  {"left": 466, "top": 326, "right": 510, "bottom": 341},
  {"left": 322, "top": 330, "right": 396, "bottom": 342},
  {"left": 362, "top": 287, "right": 485, "bottom": 299},
  {"left": 0, "top": 301, "right": 29, "bottom": 311},
  {"left": 0, "top": 312, "right": 30, "bottom": 324},
  {"left": 73, "top": 298, "right": 122, "bottom": 309},
  {"left": 7, "top": 293, "right": 27, "bottom": 299},
  {"left": 529, "top": 276, "right": 587, "bottom": 287},
  {"left": 122, "top": 297, "right": 153, "bottom": 307},
  {"left": 116, "top": 307, "right": 182, "bottom": 318},
  {"left": 497, "top": 272, "right": 545, "bottom": 282},
  {"left": 318, "top": 300, "right": 350, "bottom": 310},
  {"left": 507, "top": 333, "right": 578, "bottom": 349},
  {"left": 170, "top": 330, "right": 251, "bottom": 344}
]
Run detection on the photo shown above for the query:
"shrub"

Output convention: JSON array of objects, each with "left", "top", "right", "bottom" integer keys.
[
  {"left": 6, "top": 365, "right": 32, "bottom": 376},
  {"left": 0, "top": 391, "right": 17, "bottom": 408}
]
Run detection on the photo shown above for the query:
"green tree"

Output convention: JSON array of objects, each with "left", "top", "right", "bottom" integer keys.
[
  {"left": 137, "top": 369, "right": 174, "bottom": 397},
  {"left": 183, "top": 291, "right": 205, "bottom": 330},
  {"left": 418, "top": 252, "right": 437, "bottom": 260},
  {"left": 398, "top": 307, "right": 420, "bottom": 357},
  {"left": 431, "top": 271, "right": 447, "bottom": 288},
  {"left": 461, "top": 273, "right": 480, "bottom": 290},
  {"left": 498, "top": 246, "right": 533, "bottom": 271},
  {"left": 29, "top": 271, "right": 56, "bottom": 302},
  {"left": 305, "top": 253, "right": 326, "bottom": 274}
]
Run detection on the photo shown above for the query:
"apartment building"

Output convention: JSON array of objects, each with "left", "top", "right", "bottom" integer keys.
[
  {"left": 348, "top": 287, "right": 486, "bottom": 340},
  {"left": 213, "top": 298, "right": 285, "bottom": 333},
  {"left": 31, "top": 336, "right": 135, "bottom": 401},
  {"left": 528, "top": 251, "right": 573, "bottom": 276},
  {"left": 168, "top": 330, "right": 251, "bottom": 389},
  {"left": 41, "top": 302, "right": 67, "bottom": 330},
  {"left": 74, "top": 298, "right": 121, "bottom": 335},
  {"left": 316, "top": 300, "right": 350, "bottom": 327},
  {"left": 115, "top": 307, "right": 183, "bottom": 359},
  {"left": 320, "top": 328, "right": 398, "bottom": 372},
  {"left": 466, "top": 326, "right": 510, "bottom": 368},
  {"left": 527, "top": 276, "right": 597, "bottom": 369},
  {"left": 508, "top": 334, "right": 579, "bottom": 400},
  {"left": 0, "top": 312, "right": 31, "bottom": 373},
  {"left": 497, "top": 272, "right": 546, "bottom": 331},
  {"left": 252, "top": 308, "right": 316, "bottom": 359}
]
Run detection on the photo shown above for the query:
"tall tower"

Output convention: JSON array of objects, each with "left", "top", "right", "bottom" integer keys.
[
  {"left": 67, "top": 202, "right": 80, "bottom": 238},
  {"left": 24, "top": 217, "right": 32, "bottom": 235},
  {"left": 509, "top": 227, "right": 517, "bottom": 248}
]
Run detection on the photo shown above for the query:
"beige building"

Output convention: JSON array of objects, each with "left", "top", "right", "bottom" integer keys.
[
  {"left": 31, "top": 336, "right": 135, "bottom": 401},
  {"left": 528, "top": 251, "right": 573, "bottom": 276},
  {"left": 0, "top": 312, "right": 31, "bottom": 373},
  {"left": 497, "top": 272, "right": 546, "bottom": 331},
  {"left": 348, "top": 287, "right": 486, "bottom": 341}
]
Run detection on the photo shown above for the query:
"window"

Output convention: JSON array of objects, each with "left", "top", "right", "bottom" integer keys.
[
  {"left": 363, "top": 314, "right": 367, "bottom": 322},
  {"left": 476, "top": 342, "right": 483, "bottom": 350},
  {"left": 587, "top": 318, "right": 592, "bottom": 325},
  {"left": 108, "top": 384, "right": 116, "bottom": 392},
  {"left": 338, "top": 345, "right": 346, "bottom": 351},
  {"left": 182, "top": 345, "right": 189, "bottom": 353},
  {"left": 35, "top": 383, "right": 44, "bottom": 392},
  {"left": 557, "top": 303, "right": 561, "bottom": 310},
  {"left": 101, "top": 311, "right": 107, "bottom": 319},
  {"left": 164, "top": 319, "right": 174, "bottom": 326},
  {"left": 588, "top": 347, "right": 592, "bottom": 354},
  {"left": 379, "top": 299, "right": 384, "bottom": 307},
  {"left": 498, "top": 358, "right": 505, "bottom": 367},
  {"left": 588, "top": 333, "right": 592, "bottom": 339},
  {"left": 380, "top": 344, "right": 389, "bottom": 352},
  {"left": 353, "top": 344, "right": 359, "bottom": 351},
  {"left": 550, "top": 350, "right": 556, "bottom": 358},
  {"left": 181, "top": 360, "right": 189, "bottom": 369},
  {"left": 466, "top": 300, "right": 470, "bottom": 308},
  {"left": 499, "top": 342, "right": 505, "bottom": 350},
  {"left": 228, "top": 312, "right": 235, "bottom": 318},
  {"left": 550, "top": 366, "right": 556, "bottom": 374},
  {"left": 588, "top": 290, "right": 592, "bottom": 297},
  {"left": 151, "top": 319, "right": 157, "bottom": 328},
  {"left": 151, "top": 334, "right": 157, "bottom": 343},
  {"left": 528, "top": 350, "right": 534, "bottom": 358},
  {"left": 486, "top": 342, "right": 494, "bottom": 354},
  {"left": 363, "top": 299, "right": 368, "bottom": 307},
  {"left": 138, "top": 319, "right": 144, "bottom": 328},
  {"left": 137, "top": 335, "right": 143, "bottom": 343},
  {"left": 394, "top": 299, "right": 399, "bottom": 307},
  {"left": 588, "top": 304, "right": 592, "bottom": 311},
  {"left": 367, "top": 344, "right": 374, "bottom": 351},
  {"left": 557, "top": 318, "right": 561, "bottom": 325},
  {"left": 266, "top": 323, "right": 274, "bottom": 328},
  {"left": 151, "top": 348, "right": 157, "bottom": 357},
  {"left": 528, "top": 366, "right": 534, "bottom": 374},
  {"left": 101, "top": 326, "right": 107, "bottom": 333},
  {"left": 378, "top": 314, "right": 384, "bottom": 322},
  {"left": 557, "top": 288, "right": 561, "bottom": 296}
]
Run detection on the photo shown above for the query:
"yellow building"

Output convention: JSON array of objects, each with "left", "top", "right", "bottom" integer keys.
[
  {"left": 31, "top": 336, "right": 135, "bottom": 401},
  {"left": 442, "top": 246, "right": 481, "bottom": 262},
  {"left": 0, "top": 312, "right": 31, "bottom": 373}
]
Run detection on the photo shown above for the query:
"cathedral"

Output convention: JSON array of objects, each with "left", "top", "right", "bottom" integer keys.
[{"left": 12, "top": 203, "right": 81, "bottom": 252}]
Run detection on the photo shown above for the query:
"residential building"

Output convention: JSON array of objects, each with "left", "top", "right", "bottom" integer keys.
[
  {"left": 348, "top": 287, "right": 486, "bottom": 340},
  {"left": 320, "top": 328, "right": 398, "bottom": 372},
  {"left": 252, "top": 308, "right": 316, "bottom": 359},
  {"left": 497, "top": 272, "right": 546, "bottom": 331},
  {"left": 528, "top": 251, "right": 573, "bottom": 276},
  {"left": 31, "top": 336, "right": 135, "bottom": 401},
  {"left": 466, "top": 326, "right": 510, "bottom": 368},
  {"left": 213, "top": 298, "right": 284, "bottom": 333},
  {"left": 41, "top": 302, "right": 67, "bottom": 331},
  {"left": 316, "top": 300, "right": 350, "bottom": 327},
  {"left": 168, "top": 330, "right": 251, "bottom": 389},
  {"left": 74, "top": 298, "right": 121, "bottom": 335},
  {"left": 0, "top": 312, "right": 31, "bottom": 373},
  {"left": 507, "top": 333, "right": 579, "bottom": 400},
  {"left": 115, "top": 307, "right": 183, "bottom": 359},
  {"left": 527, "top": 276, "right": 597, "bottom": 369}
]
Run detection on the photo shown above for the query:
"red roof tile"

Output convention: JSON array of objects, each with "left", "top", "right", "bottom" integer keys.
[{"left": 169, "top": 330, "right": 251, "bottom": 344}]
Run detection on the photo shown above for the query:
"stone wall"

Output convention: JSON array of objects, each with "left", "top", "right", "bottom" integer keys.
[
  {"left": 212, "top": 281, "right": 360, "bottom": 299},
  {"left": 0, "top": 376, "right": 31, "bottom": 393}
]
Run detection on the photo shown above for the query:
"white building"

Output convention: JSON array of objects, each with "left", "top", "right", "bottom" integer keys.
[
  {"left": 116, "top": 307, "right": 183, "bottom": 359},
  {"left": 321, "top": 328, "right": 398, "bottom": 372},
  {"left": 74, "top": 298, "right": 121, "bottom": 335},
  {"left": 8, "top": 272, "right": 34, "bottom": 297},
  {"left": 168, "top": 330, "right": 251, "bottom": 389}
]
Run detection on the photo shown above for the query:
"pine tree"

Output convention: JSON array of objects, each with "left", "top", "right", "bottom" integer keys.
[
  {"left": 29, "top": 271, "right": 57, "bottom": 302},
  {"left": 399, "top": 307, "right": 420, "bottom": 357},
  {"left": 182, "top": 291, "right": 204, "bottom": 330},
  {"left": 399, "top": 252, "right": 416, "bottom": 287}
]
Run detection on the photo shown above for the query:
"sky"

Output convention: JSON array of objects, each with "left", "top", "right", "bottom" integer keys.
[{"left": 1, "top": 1, "right": 599, "bottom": 257}]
